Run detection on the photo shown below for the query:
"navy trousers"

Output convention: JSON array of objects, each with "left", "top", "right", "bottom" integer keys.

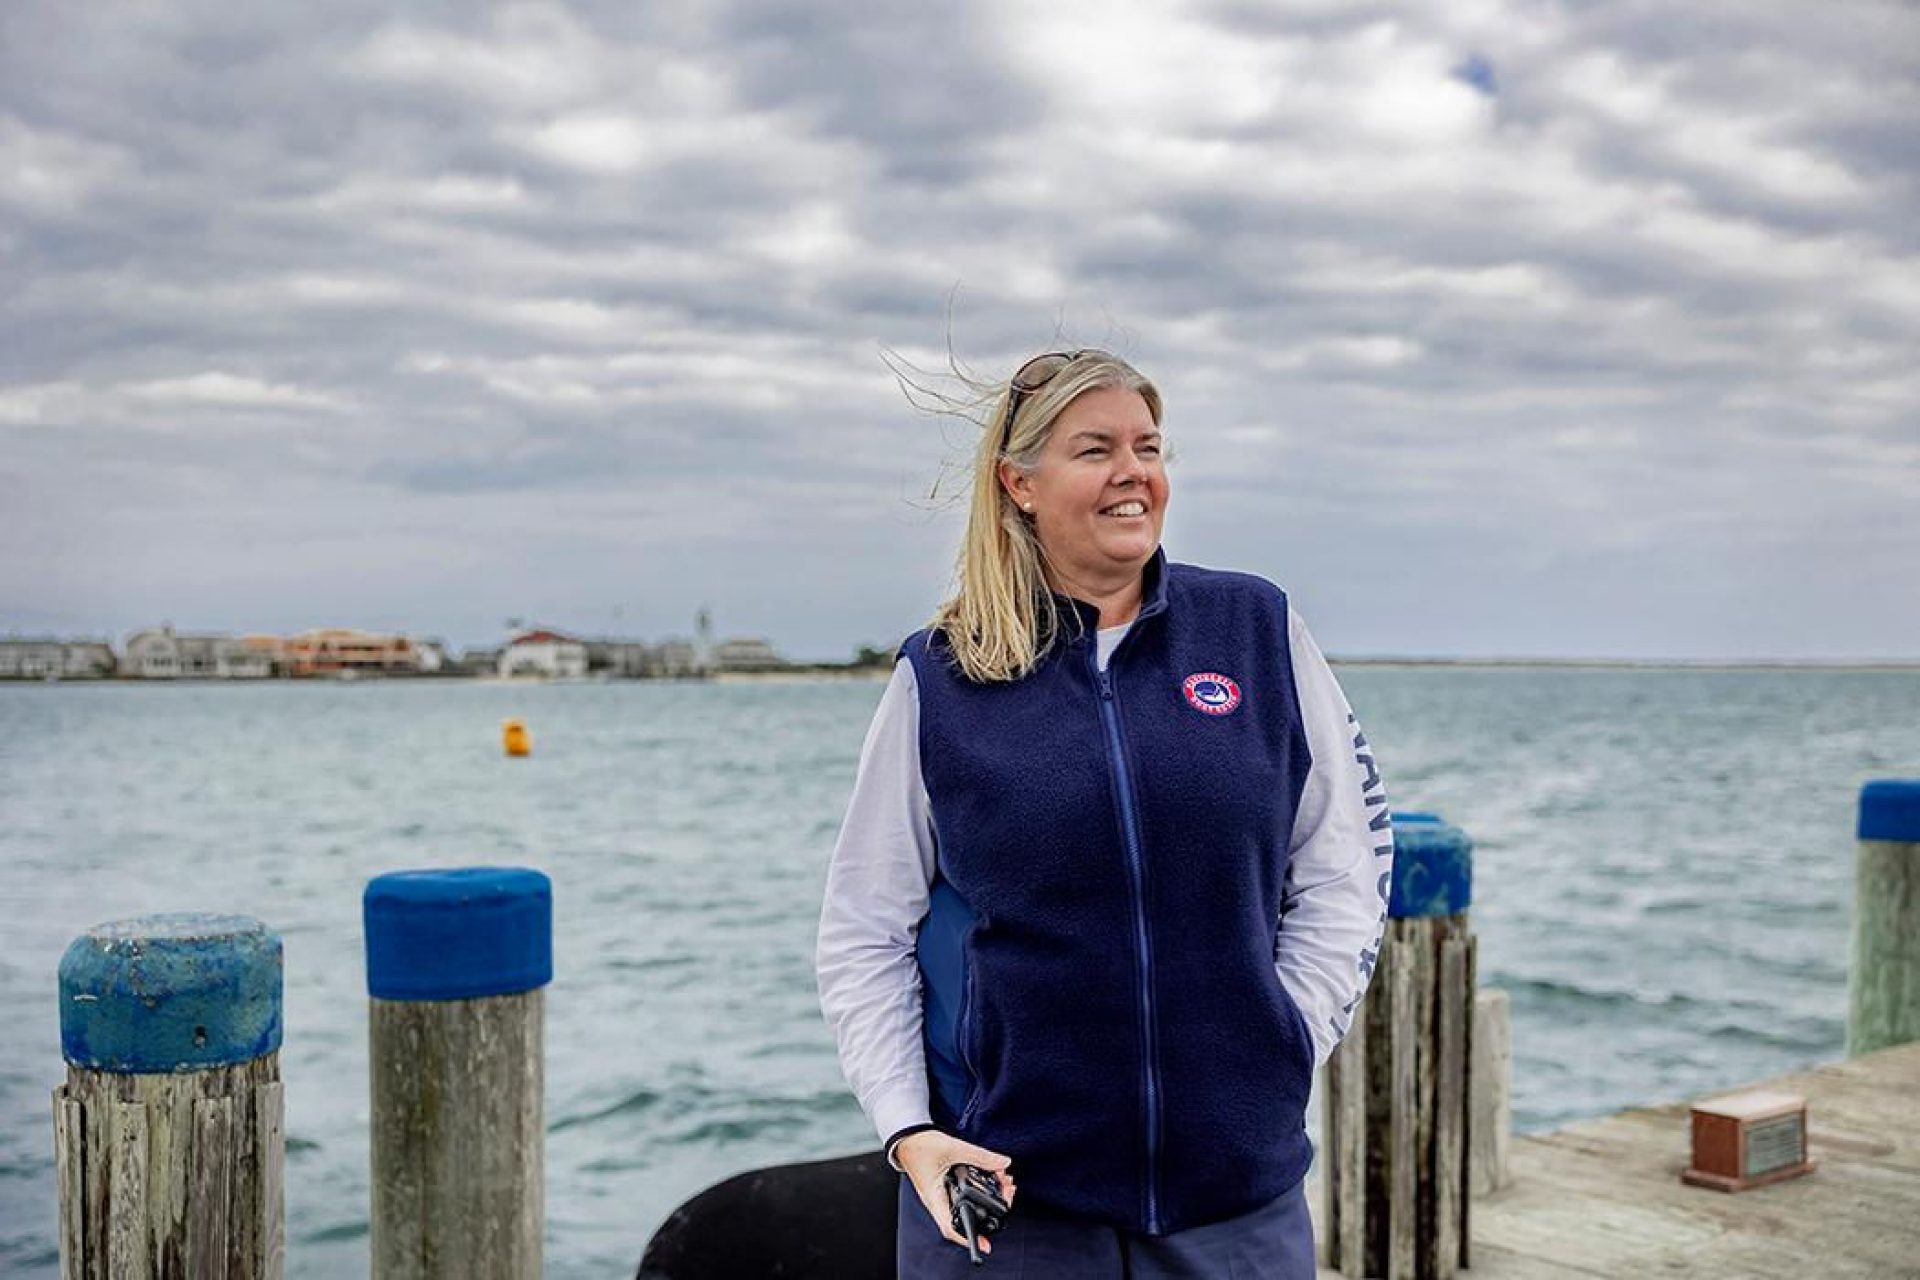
[{"left": 896, "top": 1177, "right": 1318, "bottom": 1279}]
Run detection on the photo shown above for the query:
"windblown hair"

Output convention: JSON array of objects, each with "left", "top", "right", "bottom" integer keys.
[{"left": 929, "top": 351, "right": 1163, "bottom": 684}]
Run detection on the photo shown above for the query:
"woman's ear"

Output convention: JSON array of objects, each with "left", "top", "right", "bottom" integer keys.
[{"left": 997, "top": 459, "right": 1031, "bottom": 508}]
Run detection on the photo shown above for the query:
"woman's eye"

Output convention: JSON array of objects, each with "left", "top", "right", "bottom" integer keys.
[{"left": 1079, "top": 447, "right": 1106, "bottom": 458}]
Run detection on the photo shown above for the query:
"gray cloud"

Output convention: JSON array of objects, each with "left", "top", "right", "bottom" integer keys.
[{"left": 3, "top": 0, "right": 1916, "bottom": 659}]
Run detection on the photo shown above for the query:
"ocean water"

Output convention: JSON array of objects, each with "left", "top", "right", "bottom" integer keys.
[{"left": 1, "top": 669, "right": 1915, "bottom": 1276}]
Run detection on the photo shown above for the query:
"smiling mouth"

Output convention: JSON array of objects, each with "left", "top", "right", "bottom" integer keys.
[{"left": 1100, "top": 501, "right": 1148, "bottom": 518}]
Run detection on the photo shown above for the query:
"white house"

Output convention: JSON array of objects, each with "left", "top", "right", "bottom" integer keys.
[
  {"left": 711, "top": 636, "right": 786, "bottom": 673},
  {"left": 64, "top": 641, "right": 116, "bottom": 677},
  {"left": 411, "top": 639, "right": 451, "bottom": 673},
  {"left": 499, "top": 629, "right": 588, "bottom": 679},
  {"left": 653, "top": 639, "right": 703, "bottom": 678},
  {"left": 123, "top": 628, "right": 182, "bottom": 678},
  {"left": 124, "top": 628, "right": 274, "bottom": 678},
  {"left": 0, "top": 639, "right": 115, "bottom": 679}
]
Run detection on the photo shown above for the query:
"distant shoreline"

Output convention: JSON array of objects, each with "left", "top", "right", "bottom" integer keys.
[
  {"left": 711, "top": 667, "right": 892, "bottom": 683},
  {"left": 713, "top": 659, "right": 1920, "bottom": 678},
  {"left": 4, "top": 659, "right": 1918, "bottom": 686},
  {"left": 1327, "top": 657, "right": 1920, "bottom": 673}
]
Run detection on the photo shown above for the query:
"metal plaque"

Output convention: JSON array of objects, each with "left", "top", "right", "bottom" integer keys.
[{"left": 1745, "top": 1113, "right": 1805, "bottom": 1177}]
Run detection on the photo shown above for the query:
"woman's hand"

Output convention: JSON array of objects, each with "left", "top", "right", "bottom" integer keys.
[{"left": 894, "top": 1129, "right": 1017, "bottom": 1253}]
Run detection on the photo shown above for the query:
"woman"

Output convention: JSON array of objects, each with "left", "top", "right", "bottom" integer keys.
[{"left": 817, "top": 349, "right": 1392, "bottom": 1277}]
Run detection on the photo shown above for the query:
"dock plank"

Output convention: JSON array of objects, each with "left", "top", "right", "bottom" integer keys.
[{"left": 1313, "top": 1041, "right": 1920, "bottom": 1278}]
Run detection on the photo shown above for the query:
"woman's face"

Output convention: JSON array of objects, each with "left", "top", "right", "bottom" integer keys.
[{"left": 1003, "top": 385, "right": 1168, "bottom": 589}]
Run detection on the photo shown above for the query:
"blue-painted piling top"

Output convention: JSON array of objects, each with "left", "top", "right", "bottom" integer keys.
[
  {"left": 58, "top": 913, "right": 283, "bottom": 1073},
  {"left": 364, "top": 866, "right": 552, "bottom": 1001},
  {"left": 1388, "top": 813, "right": 1473, "bottom": 919},
  {"left": 1859, "top": 780, "right": 1920, "bottom": 843}
]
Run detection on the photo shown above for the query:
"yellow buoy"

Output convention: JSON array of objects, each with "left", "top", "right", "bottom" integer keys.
[{"left": 502, "top": 718, "right": 531, "bottom": 757}]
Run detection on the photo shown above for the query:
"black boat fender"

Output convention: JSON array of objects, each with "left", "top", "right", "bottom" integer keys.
[{"left": 637, "top": 1150, "right": 897, "bottom": 1279}]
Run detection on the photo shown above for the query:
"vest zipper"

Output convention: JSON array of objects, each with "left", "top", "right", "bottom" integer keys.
[
  {"left": 1094, "top": 658, "right": 1164, "bottom": 1234},
  {"left": 956, "top": 947, "right": 981, "bottom": 1128}
]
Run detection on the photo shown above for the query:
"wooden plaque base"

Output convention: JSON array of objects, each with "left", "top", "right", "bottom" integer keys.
[
  {"left": 1681, "top": 1159, "right": 1816, "bottom": 1193},
  {"left": 1682, "top": 1089, "right": 1815, "bottom": 1194}
]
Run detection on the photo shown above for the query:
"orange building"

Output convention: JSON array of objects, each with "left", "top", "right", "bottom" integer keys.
[{"left": 283, "top": 629, "right": 418, "bottom": 677}]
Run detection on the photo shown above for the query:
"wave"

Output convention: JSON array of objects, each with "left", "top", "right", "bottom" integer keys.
[
  {"left": 551, "top": 1087, "right": 663, "bottom": 1133},
  {"left": 667, "top": 1114, "right": 811, "bottom": 1144},
  {"left": 1702, "top": 1019, "right": 1839, "bottom": 1053},
  {"left": 1497, "top": 977, "right": 1711, "bottom": 1013},
  {"left": 301, "top": 1220, "right": 369, "bottom": 1244},
  {"left": 1496, "top": 977, "right": 1839, "bottom": 1054}
]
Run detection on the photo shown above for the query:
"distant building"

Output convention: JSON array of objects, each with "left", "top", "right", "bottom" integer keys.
[
  {"left": 458, "top": 647, "right": 501, "bottom": 676},
  {"left": 123, "top": 628, "right": 181, "bottom": 678},
  {"left": 585, "top": 640, "right": 652, "bottom": 678},
  {"left": 284, "top": 629, "right": 419, "bottom": 677},
  {"left": 653, "top": 638, "right": 704, "bottom": 678},
  {"left": 0, "top": 640, "right": 60, "bottom": 679},
  {"left": 412, "top": 639, "right": 451, "bottom": 673},
  {"left": 500, "top": 629, "right": 588, "bottom": 679},
  {"left": 237, "top": 635, "right": 287, "bottom": 677},
  {"left": 710, "top": 636, "right": 786, "bottom": 673},
  {"left": 181, "top": 634, "right": 275, "bottom": 678},
  {"left": 0, "top": 638, "right": 115, "bottom": 679},
  {"left": 124, "top": 628, "right": 272, "bottom": 678},
  {"left": 173, "top": 635, "right": 220, "bottom": 677},
  {"left": 66, "top": 642, "right": 117, "bottom": 677}
]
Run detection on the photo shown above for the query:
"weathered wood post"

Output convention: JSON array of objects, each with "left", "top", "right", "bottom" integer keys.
[
  {"left": 1848, "top": 779, "right": 1920, "bottom": 1057},
  {"left": 365, "top": 867, "right": 552, "bottom": 1280},
  {"left": 53, "top": 913, "right": 286, "bottom": 1279},
  {"left": 1469, "top": 987, "right": 1512, "bottom": 1197},
  {"left": 1324, "top": 813, "right": 1475, "bottom": 1280}
]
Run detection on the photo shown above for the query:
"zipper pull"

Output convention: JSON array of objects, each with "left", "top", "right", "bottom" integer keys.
[{"left": 1097, "top": 669, "right": 1115, "bottom": 700}]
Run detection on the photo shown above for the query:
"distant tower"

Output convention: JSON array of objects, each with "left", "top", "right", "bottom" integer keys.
[{"left": 695, "top": 607, "right": 713, "bottom": 674}]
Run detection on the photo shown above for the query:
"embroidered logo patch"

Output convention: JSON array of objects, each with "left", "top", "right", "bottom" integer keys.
[{"left": 1182, "top": 672, "right": 1243, "bottom": 716}]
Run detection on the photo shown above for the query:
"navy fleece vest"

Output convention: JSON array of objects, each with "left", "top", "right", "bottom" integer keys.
[{"left": 904, "top": 551, "right": 1316, "bottom": 1236}]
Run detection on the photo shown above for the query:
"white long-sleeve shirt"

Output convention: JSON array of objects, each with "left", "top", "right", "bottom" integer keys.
[{"left": 816, "top": 604, "right": 1393, "bottom": 1147}]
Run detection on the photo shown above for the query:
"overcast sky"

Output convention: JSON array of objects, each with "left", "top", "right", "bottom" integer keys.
[{"left": 3, "top": 1, "right": 1915, "bottom": 661}]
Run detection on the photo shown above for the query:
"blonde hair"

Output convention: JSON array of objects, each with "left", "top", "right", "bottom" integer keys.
[{"left": 930, "top": 352, "right": 1164, "bottom": 683}]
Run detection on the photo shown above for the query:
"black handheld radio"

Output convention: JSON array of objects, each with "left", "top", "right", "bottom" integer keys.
[{"left": 943, "top": 1163, "right": 1010, "bottom": 1266}]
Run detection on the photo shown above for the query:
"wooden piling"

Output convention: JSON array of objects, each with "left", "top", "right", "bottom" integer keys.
[
  {"left": 1328, "top": 999, "right": 1368, "bottom": 1274},
  {"left": 364, "top": 867, "right": 552, "bottom": 1280},
  {"left": 1469, "top": 987, "right": 1512, "bottom": 1198},
  {"left": 1325, "top": 815, "right": 1475, "bottom": 1280},
  {"left": 1848, "top": 780, "right": 1920, "bottom": 1057},
  {"left": 52, "top": 913, "right": 285, "bottom": 1280}
]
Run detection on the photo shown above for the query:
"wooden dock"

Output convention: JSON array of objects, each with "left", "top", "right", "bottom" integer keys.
[{"left": 1313, "top": 1041, "right": 1920, "bottom": 1278}]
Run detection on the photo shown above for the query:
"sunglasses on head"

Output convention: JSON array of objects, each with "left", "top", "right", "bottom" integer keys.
[{"left": 997, "top": 349, "right": 1111, "bottom": 453}]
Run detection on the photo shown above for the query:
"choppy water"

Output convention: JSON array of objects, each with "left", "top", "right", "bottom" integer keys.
[{"left": 1, "top": 670, "right": 1915, "bottom": 1276}]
